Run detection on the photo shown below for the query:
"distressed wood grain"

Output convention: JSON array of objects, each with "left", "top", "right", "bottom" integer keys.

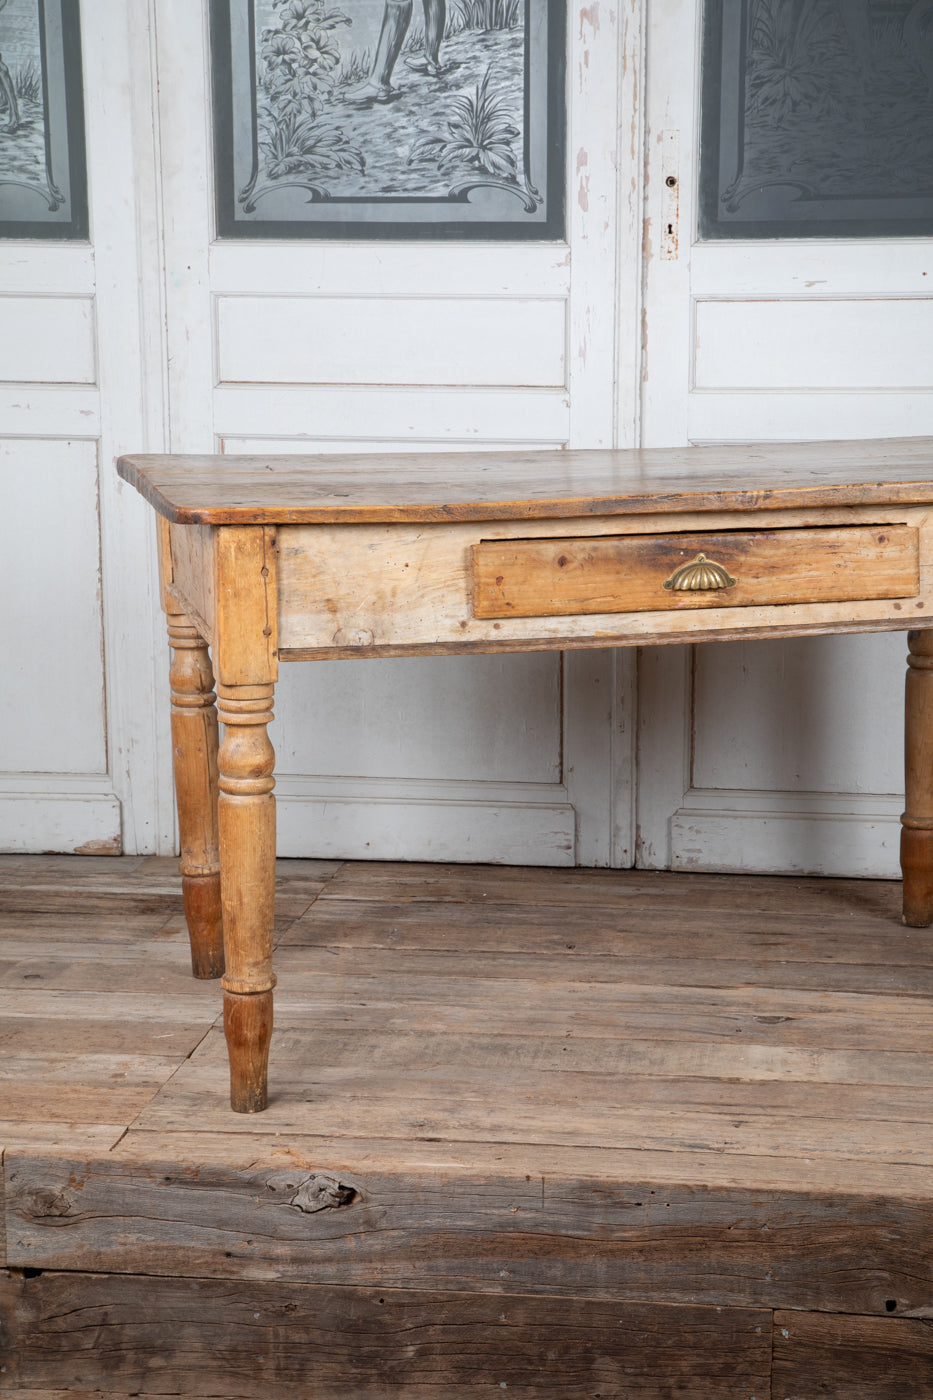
[
  {"left": 902, "top": 630, "right": 933, "bottom": 925},
  {"left": 167, "top": 521, "right": 215, "bottom": 642},
  {"left": 0, "top": 1393, "right": 242, "bottom": 1399},
  {"left": 117, "top": 438, "right": 933, "bottom": 525},
  {"left": 313, "top": 860, "right": 906, "bottom": 913},
  {"left": 135, "top": 1011, "right": 933, "bottom": 1090},
  {"left": 0, "top": 1124, "right": 128, "bottom": 1156},
  {"left": 131, "top": 1036, "right": 933, "bottom": 1165},
  {"left": 273, "top": 507, "right": 933, "bottom": 657},
  {"left": 4, "top": 851, "right": 933, "bottom": 1373},
  {"left": 472, "top": 525, "right": 919, "bottom": 619},
  {"left": 108, "top": 1130, "right": 933, "bottom": 1198},
  {"left": 251, "top": 971, "right": 933, "bottom": 1053},
  {"left": 0, "top": 986, "right": 218, "bottom": 1059},
  {"left": 118, "top": 447, "right": 933, "bottom": 1104},
  {"left": 772, "top": 1309, "right": 933, "bottom": 1397},
  {"left": 1, "top": 1270, "right": 772, "bottom": 1397},
  {"left": 6, "top": 1154, "right": 933, "bottom": 1318},
  {"left": 280, "top": 896, "right": 933, "bottom": 996}
]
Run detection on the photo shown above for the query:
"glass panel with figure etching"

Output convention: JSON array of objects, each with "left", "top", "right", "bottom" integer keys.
[
  {"left": 700, "top": 0, "right": 933, "bottom": 237},
  {"left": 0, "top": 0, "right": 86, "bottom": 239},
  {"left": 210, "top": 0, "right": 565, "bottom": 238}
]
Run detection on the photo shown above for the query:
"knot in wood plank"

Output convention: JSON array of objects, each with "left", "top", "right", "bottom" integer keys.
[
  {"left": 26, "top": 1187, "right": 76, "bottom": 1219},
  {"left": 262, "top": 1169, "right": 359, "bottom": 1213}
]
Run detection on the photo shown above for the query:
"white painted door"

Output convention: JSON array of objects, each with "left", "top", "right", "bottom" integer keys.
[
  {"left": 144, "top": 0, "right": 641, "bottom": 866},
  {"left": 0, "top": 0, "right": 174, "bottom": 856},
  {"left": 636, "top": 0, "right": 933, "bottom": 877}
]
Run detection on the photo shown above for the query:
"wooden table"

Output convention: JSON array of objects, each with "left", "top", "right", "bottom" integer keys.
[{"left": 119, "top": 438, "right": 933, "bottom": 1112}]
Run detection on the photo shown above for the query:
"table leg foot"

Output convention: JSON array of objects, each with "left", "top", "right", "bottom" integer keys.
[
  {"left": 901, "top": 829, "right": 933, "bottom": 927},
  {"left": 224, "top": 988, "right": 274, "bottom": 1112},
  {"left": 183, "top": 873, "right": 225, "bottom": 978}
]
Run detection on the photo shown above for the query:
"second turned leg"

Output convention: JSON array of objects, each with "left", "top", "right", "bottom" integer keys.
[
  {"left": 167, "top": 612, "right": 224, "bottom": 978},
  {"left": 217, "top": 681, "right": 277, "bottom": 1112},
  {"left": 901, "top": 629, "right": 933, "bottom": 926}
]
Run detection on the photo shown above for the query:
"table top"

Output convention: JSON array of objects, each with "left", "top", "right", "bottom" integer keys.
[{"left": 118, "top": 437, "right": 933, "bottom": 526}]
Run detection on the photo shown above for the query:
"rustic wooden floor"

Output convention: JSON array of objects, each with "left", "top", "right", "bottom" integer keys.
[{"left": 2, "top": 854, "right": 932, "bottom": 1397}]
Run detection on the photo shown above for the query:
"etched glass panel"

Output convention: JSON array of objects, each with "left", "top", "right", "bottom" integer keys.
[
  {"left": 0, "top": 0, "right": 87, "bottom": 239},
  {"left": 700, "top": 0, "right": 933, "bottom": 238},
  {"left": 211, "top": 0, "right": 566, "bottom": 239}
]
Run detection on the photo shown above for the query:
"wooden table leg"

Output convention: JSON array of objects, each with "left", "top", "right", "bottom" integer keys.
[
  {"left": 213, "top": 524, "right": 280, "bottom": 1113},
  {"left": 901, "top": 629, "right": 933, "bottom": 926},
  {"left": 217, "top": 681, "right": 276, "bottom": 1111},
  {"left": 167, "top": 611, "right": 224, "bottom": 978}
]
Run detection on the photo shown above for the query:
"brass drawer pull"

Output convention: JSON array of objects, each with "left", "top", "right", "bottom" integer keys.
[{"left": 664, "top": 553, "right": 737, "bottom": 592}]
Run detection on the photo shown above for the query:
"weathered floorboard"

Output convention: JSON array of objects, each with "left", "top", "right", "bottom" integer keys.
[
  {"left": 2, "top": 855, "right": 932, "bottom": 1396},
  {"left": 0, "top": 1393, "right": 246, "bottom": 1400},
  {"left": 6, "top": 1153, "right": 933, "bottom": 1317},
  {"left": 1, "top": 1270, "right": 772, "bottom": 1398},
  {"left": 0, "top": 1122, "right": 128, "bottom": 1156},
  {"left": 282, "top": 889, "right": 933, "bottom": 991},
  {"left": 772, "top": 1309, "right": 933, "bottom": 1398},
  {"left": 314, "top": 859, "right": 905, "bottom": 913},
  {"left": 105, "top": 1128, "right": 933, "bottom": 1197}
]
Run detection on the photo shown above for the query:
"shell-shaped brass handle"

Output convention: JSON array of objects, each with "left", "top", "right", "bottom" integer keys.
[{"left": 663, "top": 553, "right": 737, "bottom": 592}]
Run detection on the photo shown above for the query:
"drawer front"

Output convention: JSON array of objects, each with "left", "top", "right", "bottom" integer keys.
[{"left": 471, "top": 526, "right": 919, "bottom": 619}]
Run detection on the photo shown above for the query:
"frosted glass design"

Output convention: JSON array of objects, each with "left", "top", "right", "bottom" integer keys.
[
  {"left": 700, "top": 0, "right": 933, "bottom": 237},
  {"left": 0, "top": 0, "right": 87, "bottom": 239}
]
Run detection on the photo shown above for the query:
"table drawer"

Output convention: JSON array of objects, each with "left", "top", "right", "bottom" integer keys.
[{"left": 471, "top": 525, "right": 919, "bottom": 619}]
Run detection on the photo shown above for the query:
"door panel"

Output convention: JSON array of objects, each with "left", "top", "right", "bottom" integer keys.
[
  {"left": 215, "top": 295, "right": 567, "bottom": 387},
  {"left": 276, "top": 655, "right": 561, "bottom": 783},
  {"left": 637, "top": 0, "right": 932, "bottom": 877},
  {"left": 273, "top": 650, "right": 571, "bottom": 862},
  {"left": 0, "top": 440, "right": 106, "bottom": 774},
  {"left": 215, "top": 392, "right": 570, "bottom": 448},
  {"left": 0, "top": 0, "right": 173, "bottom": 854},
  {"left": 0, "top": 296, "right": 96, "bottom": 382},
  {"left": 693, "top": 298, "right": 933, "bottom": 390},
  {"left": 692, "top": 634, "right": 904, "bottom": 797},
  {"left": 150, "top": 0, "right": 635, "bottom": 866}
]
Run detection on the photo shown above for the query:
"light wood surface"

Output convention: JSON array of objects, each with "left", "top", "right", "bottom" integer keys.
[
  {"left": 4, "top": 856, "right": 931, "bottom": 1174},
  {"left": 213, "top": 526, "right": 278, "bottom": 685},
  {"left": 167, "top": 520, "right": 214, "bottom": 640},
  {"left": 166, "top": 613, "right": 223, "bottom": 979},
  {"left": 118, "top": 436, "right": 933, "bottom": 524},
  {"left": 2, "top": 854, "right": 932, "bottom": 1396},
  {"left": 209, "top": 526, "right": 280, "bottom": 1109},
  {"left": 472, "top": 524, "right": 920, "bottom": 619},
  {"left": 216, "top": 683, "right": 277, "bottom": 1112},
  {"left": 271, "top": 504, "right": 933, "bottom": 658},
  {"left": 127, "top": 445, "right": 933, "bottom": 1113}
]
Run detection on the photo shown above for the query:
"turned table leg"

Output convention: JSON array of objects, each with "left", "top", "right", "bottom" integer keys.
[
  {"left": 167, "top": 611, "right": 224, "bottom": 978},
  {"left": 902, "top": 629, "right": 933, "bottom": 926},
  {"left": 213, "top": 524, "right": 280, "bottom": 1112},
  {"left": 217, "top": 681, "right": 277, "bottom": 1111}
]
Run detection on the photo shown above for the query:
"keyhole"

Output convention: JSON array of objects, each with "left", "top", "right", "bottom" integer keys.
[{"left": 665, "top": 175, "right": 678, "bottom": 188}]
